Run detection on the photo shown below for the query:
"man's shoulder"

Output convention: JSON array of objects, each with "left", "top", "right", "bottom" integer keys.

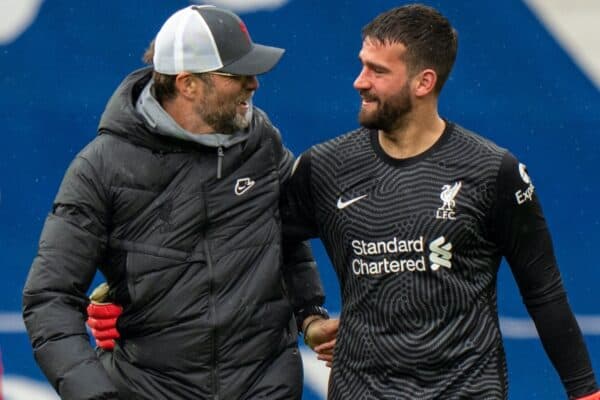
[
  {"left": 251, "top": 107, "right": 276, "bottom": 131},
  {"left": 310, "top": 127, "right": 370, "bottom": 158},
  {"left": 71, "top": 133, "right": 141, "bottom": 179},
  {"left": 448, "top": 121, "right": 507, "bottom": 157},
  {"left": 79, "top": 133, "right": 132, "bottom": 158},
  {"left": 250, "top": 106, "right": 282, "bottom": 143}
]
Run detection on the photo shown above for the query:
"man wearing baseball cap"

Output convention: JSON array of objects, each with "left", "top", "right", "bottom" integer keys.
[{"left": 23, "top": 6, "right": 337, "bottom": 399}]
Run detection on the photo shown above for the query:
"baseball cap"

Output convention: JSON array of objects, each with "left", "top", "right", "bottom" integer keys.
[{"left": 153, "top": 5, "right": 284, "bottom": 76}]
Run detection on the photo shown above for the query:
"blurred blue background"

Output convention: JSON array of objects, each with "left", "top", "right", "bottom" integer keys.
[{"left": 0, "top": 0, "right": 598, "bottom": 398}]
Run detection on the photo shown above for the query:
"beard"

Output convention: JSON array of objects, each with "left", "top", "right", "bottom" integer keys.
[
  {"left": 358, "top": 82, "right": 412, "bottom": 132},
  {"left": 197, "top": 84, "right": 252, "bottom": 134}
]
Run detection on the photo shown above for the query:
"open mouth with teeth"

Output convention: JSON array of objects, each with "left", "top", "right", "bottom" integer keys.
[
  {"left": 360, "top": 92, "right": 379, "bottom": 106},
  {"left": 237, "top": 99, "right": 249, "bottom": 110},
  {"left": 361, "top": 97, "right": 379, "bottom": 108},
  {"left": 237, "top": 97, "right": 252, "bottom": 113}
]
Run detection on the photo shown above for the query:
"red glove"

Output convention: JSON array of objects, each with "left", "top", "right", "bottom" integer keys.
[
  {"left": 86, "top": 283, "right": 122, "bottom": 350},
  {"left": 87, "top": 303, "right": 123, "bottom": 350},
  {"left": 576, "top": 391, "right": 600, "bottom": 400},
  {"left": 86, "top": 302, "right": 122, "bottom": 350}
]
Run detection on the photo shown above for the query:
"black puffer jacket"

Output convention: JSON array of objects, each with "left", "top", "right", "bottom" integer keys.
[{"left": 23, "top": 68, "right": 325, "bottom": 400}]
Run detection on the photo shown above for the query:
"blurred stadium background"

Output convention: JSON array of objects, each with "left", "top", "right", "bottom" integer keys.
[{"left": 0, "top": 0, "right": 598, "bottom": 398}]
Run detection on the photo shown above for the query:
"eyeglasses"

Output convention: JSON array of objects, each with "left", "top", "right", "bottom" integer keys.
[
  {"left": 209, "top": 71, "right": 238, "bottom": 77},
  {"left": 208, "top": 71, "right": 254, "bottom": 81}
]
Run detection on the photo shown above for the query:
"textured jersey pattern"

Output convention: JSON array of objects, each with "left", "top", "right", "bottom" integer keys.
[{"left": 309, "top": 123, "right": 510, "bottom": 399}]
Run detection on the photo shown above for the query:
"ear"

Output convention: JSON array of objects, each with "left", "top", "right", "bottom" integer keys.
[
  {"left": 413, "top": 69, "right": 437, "bottom": 97},
  {"left": 175, "top": 73, "right": 199, "bottom": 100}
]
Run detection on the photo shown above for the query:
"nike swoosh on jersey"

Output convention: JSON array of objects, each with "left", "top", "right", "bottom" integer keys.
[{"left": 337, "top": 194, "right": 367, "bottom": 209}]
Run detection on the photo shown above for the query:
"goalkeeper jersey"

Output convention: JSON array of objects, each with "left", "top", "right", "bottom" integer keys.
[{"left": 283, "top": 121, "right": 598, "bottom": 399}]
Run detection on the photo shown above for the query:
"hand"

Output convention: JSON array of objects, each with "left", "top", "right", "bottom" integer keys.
[
  {"left": 86, "top": 283, "right": 122, "bottom": 350},
  {"left": 575, "top": 390, "right": 600, "bottom": 400},
  {"left": 304, "top": 318, "right": 339, "bottom": 367}
]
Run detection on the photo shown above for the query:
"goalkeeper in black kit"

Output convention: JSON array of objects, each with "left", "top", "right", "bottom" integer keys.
[{"left": 281, "top": 4, "right": 599, "bottom": 400}]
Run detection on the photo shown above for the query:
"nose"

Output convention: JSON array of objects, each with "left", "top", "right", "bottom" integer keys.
[
  {"left": 353, "top": 68, "right": 370, "bottom": 90},
  {"left": 245, "top": 76, "right": 259, "bottom": 91}
]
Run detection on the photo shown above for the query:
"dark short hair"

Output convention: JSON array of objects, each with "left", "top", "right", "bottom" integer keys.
[
  {"left": 362, "top": 4, "right": 458, "bottom": 93},
  {"left": 142, "top": 40, "right": 210, "bottom": 104}
]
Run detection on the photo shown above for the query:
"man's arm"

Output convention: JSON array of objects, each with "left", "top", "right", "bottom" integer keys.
[
  {"left": 281, "top": 239, "right": 329, "bottom": 328},
  {"left": 280, "top": 150, "right": 320, "bottom": 241},
  {"left": 492, "top": 152, "right": 598, "bottom": 399},
  {"left": 278, "top": 148, "right": 340, "bottom": 361},
  {"left": 22, "top": 154, "right": 119, "bottom": 399},
  {"left": 273, "top": 130, "right": 337, "bottom": 347}
]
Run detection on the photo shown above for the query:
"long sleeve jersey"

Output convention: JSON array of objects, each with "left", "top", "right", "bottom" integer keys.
[{"left": 282, "top": 121, "right": 598, "bottom": 399}]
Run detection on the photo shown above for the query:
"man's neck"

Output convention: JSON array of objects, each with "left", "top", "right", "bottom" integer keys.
[
  {"left": 162, "top": 98, "right": 213, "bottom": 135},
  {"left": 378, "top": 109, "right": 445, "bottom": 160}
]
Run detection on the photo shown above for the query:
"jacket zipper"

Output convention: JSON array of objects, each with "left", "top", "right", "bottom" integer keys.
[
  {"left": 202, "top": 187, "right": 220, "bottom": 400},
  {"left": 216, "top": 146, "right": 224, "bottom": 179}
]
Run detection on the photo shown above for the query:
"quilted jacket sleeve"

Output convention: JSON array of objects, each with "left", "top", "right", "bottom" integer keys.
[
  {"left": 22, "top": 151, "right": 119, "bottom": 400},
  {"left": 263, "top": 112, "right": 326, "bottom": 323}
]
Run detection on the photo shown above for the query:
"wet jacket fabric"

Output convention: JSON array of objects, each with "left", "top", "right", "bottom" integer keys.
[{"left": 23, "top": 67, "right": 325, "bottom": 400}]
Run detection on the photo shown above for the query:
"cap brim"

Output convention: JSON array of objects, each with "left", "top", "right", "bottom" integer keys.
[{"left": 219, "top": 44, "right": 285, "bottom": 76}]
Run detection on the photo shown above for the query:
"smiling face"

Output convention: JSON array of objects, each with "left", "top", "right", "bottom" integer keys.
[
  {"left": 194, "top": 72, "right": 258, "bottom": 134},
  {"left": 353, "top": 38, "right": 414, "bottom": 133}
]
